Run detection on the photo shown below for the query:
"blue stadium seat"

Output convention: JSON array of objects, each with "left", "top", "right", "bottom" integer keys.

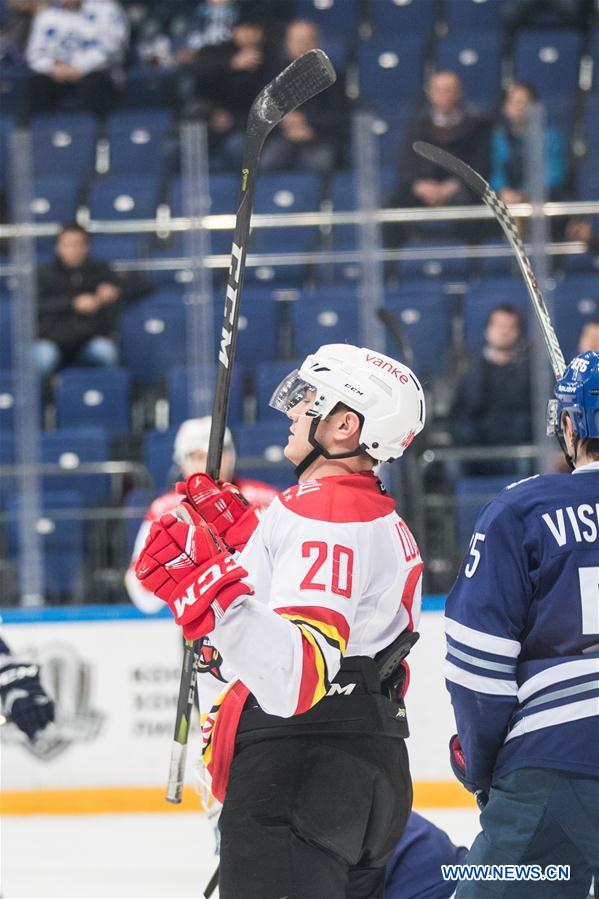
[
  {"left": 106, "top": 109, "right": 173, "bottom": 177},
  {"left": 383, "top": 284, "right": 451, "bottom": 376},
  {"left": 371, "top": 0, "right": 435, "bottom": 34},
  {"left": 120, "top": 299, "right": 186, "bottom": 383},
  {"left": 32, "top": 113, "right": 97, "bottom": 185},
  {"left": 31, "top": 177, "right": 78, "bottom": 225},
  {"left": 167, "top": 363, "right": 244, "bottom": 426},
  {"left": 295, "top": 0, "right": 357, "bottom": 44},
  {"left": 234, "top": 420, "right": 291, "bottom": 492},
  {"left": 250, "top": 173, "right": 322, "bottom": 271},
  {"left": 6, "top": 490, "right": 86, "bottom": 598},
  {"left": 462, "top": 278, "right": 530, "bottom": 349},
  {"left": 223, "top": 288, "right": 280, "bottom": 365},
  {"left": 358, "top": 35, "right": 426, "bottom": 112},
  {"left": 398, "top": 240, "right": 471, "bottom": 281},
  {"left": 144, "top": 427, "right": 179, "bottom": 490},
  {"left": 254, "top": 359, "right": 302, "bottom": 423},
  {"left": 444, "top": 0, "right": 504, "bottom": 32},
  {"left": 88, "top": 174, "right": 160, "bottom": 220},
  {"left": 0, "top": 114, "right": 15, "bottom": 188},
  {"left": 455, "top": 476, "right": 516, "bottom": 550},
  {"left": 576, "top": 157, "right": 599, "bottom": 200},
  {"left": 0, "top": 302, "right": 11, "bottom": 370},
  {"left": 292, "top": 287, "right": 360, "bottom": 359},
  {"left": 122, "top": 68, "right": 177, "bottom": 109},
  {"left": 374, "top": 115, "right": 411, "bottom": 168},
  {"left": 92, "top": 234, "right": 148, "bottom": 262},
  {"left": 40, "top": 427, "right": 110, "bottom": 505},
  {"left": 553, "top": 275, "right": 599, "bottom": 362},
  {"left": 168, "top": 173, "right": 237, "bottom": 255},
  {"left": 514, "top": 30, "right": 582, "bottom": 100},
  {"left": 0, "top": 371, "right": 15, "bottom": 433},
  {"left": 435, "top": 33, "right": 502, "bottom": 113},
  {"left": 54, "top": 367, "right": 132, "bottom": 437}
]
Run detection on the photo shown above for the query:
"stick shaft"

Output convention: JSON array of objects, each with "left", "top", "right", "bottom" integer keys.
[{"left": 412, "top": 141, "right": 566, "bottom": 379}]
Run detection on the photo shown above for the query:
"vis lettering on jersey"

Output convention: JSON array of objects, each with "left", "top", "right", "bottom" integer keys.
[
  {"left": 542, "top": 504, "right": 599, "bottom": 547},
  {"left": 218, "top": 242, "right": 243, "bottom": 368},
  {"left": 365, "top": 354, "right": 409, "bottom": 383}
]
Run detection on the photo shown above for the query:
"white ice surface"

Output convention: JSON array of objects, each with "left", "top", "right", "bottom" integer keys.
[{"left": 1, "top": 808, "right": 480, "bottom": 898}]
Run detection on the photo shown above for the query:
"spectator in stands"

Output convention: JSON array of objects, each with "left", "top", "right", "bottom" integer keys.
[
  {"left": 260, "top": 19, "right": 350, "bottom": 175},
  {"left": 490, "top": 82, "right": 567, "bottom": 204},
  {"left": 180, "top": 18, "right": 276, "bottom": 171},
  {"left": 23, "top": 0, "right": 129, "bottom": 121},
  {"left": 385, "top": 70, "right": 491, "bottom": 252},
  {"left": 566, "top": 217, "right": 599, "bottom": 259},
  {"left": 0, "top": 0, "right": 45, "bottom": 64},
  {"left": 449, "top": 303, "right": 532, "bottom": 450},
  {"left": 126, "top": 417, "right": 278, "bottom": 614},
  {"left": 578, "top": 321, "right": 599, "bottom": 353},
  {"left": 35, "top": 223, "right": 149, "bottom": 377},
  {"left": 175, "top": 0, "right": 237, "bottom": 63}
]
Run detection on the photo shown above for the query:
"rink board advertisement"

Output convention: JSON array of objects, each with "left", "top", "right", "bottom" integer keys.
[{"left": 1, "top": 601, "right": 469, "bottom": 813}]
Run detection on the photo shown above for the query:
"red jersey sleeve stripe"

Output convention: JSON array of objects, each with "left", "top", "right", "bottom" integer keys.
[
  {"left": 292, "top": 623, "right": 329, "bottom": 714},
  {"left": 400, "top": 562, "right": 423, "bottom": 631},
  {"left": 276, "top": 605, "right": 350, "bottom": 653}
]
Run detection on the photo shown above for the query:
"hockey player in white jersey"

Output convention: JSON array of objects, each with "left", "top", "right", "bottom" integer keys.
[{"left": 135, "top": 344, "right": 426, "bottom": 899}]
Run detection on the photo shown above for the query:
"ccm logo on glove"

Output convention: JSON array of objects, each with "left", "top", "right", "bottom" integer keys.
[
  {"left": 173, "top": 554, "right": 240, "bottom": 620},
  {"left": 134, "top": 509, "right": 253, "bottom": 638}
]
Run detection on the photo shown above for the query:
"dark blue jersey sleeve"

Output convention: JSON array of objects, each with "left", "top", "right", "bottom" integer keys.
[{"left": 444, "top": 496, "right": 531, "bottom": 792}]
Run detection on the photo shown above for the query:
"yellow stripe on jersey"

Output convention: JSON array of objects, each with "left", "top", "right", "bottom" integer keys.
[{"left": 296, "top": 622, "right": 329, "bottom": 708}]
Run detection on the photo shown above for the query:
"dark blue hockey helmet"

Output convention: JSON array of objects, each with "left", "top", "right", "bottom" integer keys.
[{"left": 547, "top": 351, "right": 599, "bottom": 442}]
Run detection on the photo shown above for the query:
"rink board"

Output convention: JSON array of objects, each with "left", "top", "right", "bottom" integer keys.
[{"left": 1, "top": 601, "right": 471, "bottom": 813}]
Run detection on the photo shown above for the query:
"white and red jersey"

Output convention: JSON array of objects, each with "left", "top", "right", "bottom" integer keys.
[
  {"left": 125, "top": 478, "right": 279, "bottom": 614},
  {"left": 199, "top": 471, "right": 423, "bottom": 799}
]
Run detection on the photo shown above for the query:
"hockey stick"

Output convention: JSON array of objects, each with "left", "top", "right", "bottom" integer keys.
[
  {"left": 376, "top": 307, "right": 414, "bottom": 368},
  {"left": 412, "top": 141, "right": 566, "bottom": 379},
  {"left": 166, "top": 49, "right": 337, "bottom": 805}
]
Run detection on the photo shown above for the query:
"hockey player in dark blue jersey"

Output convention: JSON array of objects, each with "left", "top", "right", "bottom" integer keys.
[{"left": 444, "top": 350, "right": 599, "bottom": 897}]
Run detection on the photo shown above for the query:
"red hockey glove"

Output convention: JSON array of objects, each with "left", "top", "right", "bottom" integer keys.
[
  {"left": 134, "top": 510, "right": 252, "bottom": 639},
  {"left": 449, "top": 734, "right": 489, "bottom": 811},
  {"left": 176, "top": 473, "right": 261, "bottom": 552}
]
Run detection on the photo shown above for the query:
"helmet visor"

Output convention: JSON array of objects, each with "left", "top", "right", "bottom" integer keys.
[{"left": 269, "top": 370, "right": 317, "bottom": 415}]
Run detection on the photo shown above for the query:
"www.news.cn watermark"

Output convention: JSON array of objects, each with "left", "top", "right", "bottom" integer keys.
[{"left": 442, "top": 864, "right": 570, "bottom": 882}]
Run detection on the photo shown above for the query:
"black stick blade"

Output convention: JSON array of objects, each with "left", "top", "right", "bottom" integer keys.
[
  {"left": 413, "top": 140, "right": 487, "bottom": 197},
  {"left": 252, "top": 49, "right": 336, "bottom": 128}
]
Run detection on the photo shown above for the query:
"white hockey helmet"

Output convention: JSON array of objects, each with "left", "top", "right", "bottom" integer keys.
[
  {"left": 173, "top": 417, "right": 235, "bottom": 466},
  {"left": 269, "top": 344, "right": 426, "bottom": 463}
]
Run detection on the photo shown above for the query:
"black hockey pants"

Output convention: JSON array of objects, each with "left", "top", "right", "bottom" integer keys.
[{"left": 218, "top": 732, "right": 412, "bottom": 899}]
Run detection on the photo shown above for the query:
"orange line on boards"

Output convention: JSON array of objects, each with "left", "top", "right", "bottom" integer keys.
[{"left": 2, "top": 782, "right": 475, "bottom": 815}]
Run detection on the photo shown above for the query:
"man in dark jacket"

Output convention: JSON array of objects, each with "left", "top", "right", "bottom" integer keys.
[
  {"left": 182, "top": 19, "right": 277, "bottom": 171},
  {"left": 385, "top": 70, "right": 491, "bottom": 250},
  {"left": 260, "top": 19, "right": 350, "bottom": 174},
  {"left": 35, "top": 223, "right": 144, "bottom": 376},
  {"left": 449, "top": 304, "right": 532, "bottom": 475}
]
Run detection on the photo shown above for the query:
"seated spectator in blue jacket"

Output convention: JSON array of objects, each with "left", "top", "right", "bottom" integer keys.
[
  {"left": 450, "top": 303, "right": 532, "bottom": 449},
  {"left": 491, "top": 82, "right": 567, "bottom": 204}
]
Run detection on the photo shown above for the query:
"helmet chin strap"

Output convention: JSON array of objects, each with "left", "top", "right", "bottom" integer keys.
[
  {"left": 557, "top": 413, "right": 577, "bottom": 471},
  {"left": 294, "top": 417, "right": 367, "bottom": 479}
]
